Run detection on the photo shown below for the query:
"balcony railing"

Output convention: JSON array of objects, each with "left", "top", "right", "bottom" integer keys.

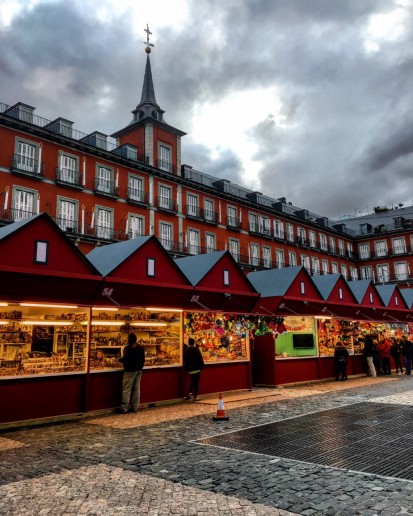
[
  {"left": 127, "top": 188, "right": 150, "bottom": 205},
  {"left": 248, "top": 223, "right": 272, "bottom": 238},
  {"left": 203, "top": 209, "right": 218, "bottom": 224},
  {"left": 227, "top": 216, "right": 242, "bottom": 230},
  {"left": 156, "top": 159, "right": 176, "bottom": 175},
  {"left": 186, "top": 205, "right": 202, "bottom": 219},
  {"left": 93, "top": 178, "right": 118, "bottom": 198},
  {"left": 0, "top": 207, "right": 38, "bottom": 223},
  {"left": 56, "top": 168, "right": 83, "bottom": 188},
  {"left": 11, "top": 154, "right": 44, "bottom": 178},
  {"left": 156, "top": 197, "right": 178, "bottom": 213},
  {"left": 83, "top": 224, "right": 127, "bottom": 242}
]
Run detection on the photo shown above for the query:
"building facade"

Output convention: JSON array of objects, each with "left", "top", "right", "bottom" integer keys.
[{"left": 1, "top": 49, "right": 413, "bottom": 287}]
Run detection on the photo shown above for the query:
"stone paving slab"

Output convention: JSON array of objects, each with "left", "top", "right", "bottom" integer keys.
[
  {"left": 0, "top": 463, "right": 296, "bottom": 516},
  {"left": 0, "top": 437, "right": 24, "bottom": 451}
]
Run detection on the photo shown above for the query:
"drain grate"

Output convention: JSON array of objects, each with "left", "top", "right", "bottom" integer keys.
[{"left": 201, "top": 402, "right": 413, "bottom": 480}]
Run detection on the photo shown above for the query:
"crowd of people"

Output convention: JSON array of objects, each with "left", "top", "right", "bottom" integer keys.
[{"left": 334, "top": 333, "right": 413, "bottom": 381}]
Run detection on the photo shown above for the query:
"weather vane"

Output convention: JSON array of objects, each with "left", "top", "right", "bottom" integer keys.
[{"left": 143, "top": 23, "right": 154, "bottom": 54}]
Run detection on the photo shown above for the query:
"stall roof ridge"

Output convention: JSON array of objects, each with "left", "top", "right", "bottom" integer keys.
[
  {"left": 87, "top": 235, "right": 153, "bottom": 276},
  {"left": 248, "top": 266, "right": 303, "bottom": 297},
  {"left": 174, "top": 251, "right": 226, "bottom": 285}
]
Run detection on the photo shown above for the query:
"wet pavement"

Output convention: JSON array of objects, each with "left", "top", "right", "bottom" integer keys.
[{"left": 1, "top": 375, "right": 413, "bottom": 515}]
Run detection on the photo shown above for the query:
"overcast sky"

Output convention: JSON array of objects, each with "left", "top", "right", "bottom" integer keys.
[{"left": 1, "top": 0, "right": 413, "bottom": 220}]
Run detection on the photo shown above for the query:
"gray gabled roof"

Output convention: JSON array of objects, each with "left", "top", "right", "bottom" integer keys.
[
  {"left": 312, "top": 274, "right": 341, "bottom": 300},
  {"left": 346, "top": 279, "right": 373, "bottom": 304},
  {"left": 376, "top": 284, "right": 397, "bottom": 307},
  {"left": 174, "top": 251, "right": 226, "bottom": 285},
  {"left": 0, "top": 214, "right": 42, "bottom": 241},
  {"left": 87, "top": 235, "right": 152, "bottom": 276},
  {"left": 400, "top": 289, "right": 413, "bottom": 309},
  {"left": 248, "top": 266, "right": 302, "bottom": 298}
]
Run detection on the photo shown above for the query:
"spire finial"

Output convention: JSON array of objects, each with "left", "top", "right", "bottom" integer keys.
[{"left": 143, "top": 23, "right": 154, "bottom": 54}]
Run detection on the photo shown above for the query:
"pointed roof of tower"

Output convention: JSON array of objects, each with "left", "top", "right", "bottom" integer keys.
[{"left": 111, "top": 26, "right": 186, "bottom": 138}]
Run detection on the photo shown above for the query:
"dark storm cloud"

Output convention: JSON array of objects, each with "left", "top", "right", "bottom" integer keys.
[{"left": 1, "top": 0, "right": 413, "bottom": 218}]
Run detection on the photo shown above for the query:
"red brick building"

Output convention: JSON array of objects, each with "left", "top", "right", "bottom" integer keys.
[{"left": 1, "top": 47, "right": 413, "bottom": 287}]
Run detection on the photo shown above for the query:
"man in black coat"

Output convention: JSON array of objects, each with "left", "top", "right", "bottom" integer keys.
[
  {"left": 119, "top": 333, "right": 145, "bottom": 413},
  {"left": 183, "top": 337, "right": 204, "bottom": 401}
]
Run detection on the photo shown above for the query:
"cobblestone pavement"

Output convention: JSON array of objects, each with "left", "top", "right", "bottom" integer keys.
[{"left": 2, "top": 375, "right": 413, "bottom": 515}]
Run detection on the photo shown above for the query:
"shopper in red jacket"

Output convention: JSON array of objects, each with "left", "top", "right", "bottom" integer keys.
[{"left": 379, "top": 335, "right": 391, "bottom": 376}]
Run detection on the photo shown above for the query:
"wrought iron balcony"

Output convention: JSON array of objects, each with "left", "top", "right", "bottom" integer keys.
[
  {"left": 55, "top": 168, "right": 83, "bottom": 189},
  {"left": 156, "top": 159, "right": 176, "bottom": 174},
  {"left": 127, "top": 188, "right": 149, "bottom": 206},
  {"left": 156, "top": 196, "right": 178, "bottom": 213},
  {"left": 248, "top": 223, "right": 272, "bottom": 239},
  {"left": 11, "top": 154, "right": 44, "bottom": 179},
  {"left": 0, "top": 207, "right": 38, "bottom": 223},
  {"left": 93, "top": 178, "right": 118, "bottom": 198},
  {"left": 186, "top": 205, "right": 202, "bottom": 219},
  {"left": 83, "top": 224, "right": 127, "bottom": 242},
  {"left": 227, "top": 216, "right": 242, "bottom": 230}
]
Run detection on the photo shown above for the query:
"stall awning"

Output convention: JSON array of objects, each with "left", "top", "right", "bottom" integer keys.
[{"left": 175, "top": 251, "right": 260, "bottom": 312}]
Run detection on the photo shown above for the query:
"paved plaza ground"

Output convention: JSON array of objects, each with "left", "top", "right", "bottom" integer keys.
[{"left": 2, "top": 375, "right": 413, "bottom": 515}]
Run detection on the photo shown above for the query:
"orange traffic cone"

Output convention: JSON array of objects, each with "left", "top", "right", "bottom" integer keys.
[{"left": 212, "top": 393, "right": 229, "bottom": 421}]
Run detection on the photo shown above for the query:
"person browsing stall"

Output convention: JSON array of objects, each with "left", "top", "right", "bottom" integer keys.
[
  {"left": 183, "top": 337, "right": 204, "bottom": 402},
  {"left": 118, "top": 333, "right": 145, "bottom": 413}
]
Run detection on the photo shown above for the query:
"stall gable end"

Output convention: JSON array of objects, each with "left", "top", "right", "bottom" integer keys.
[
  {"left": 0, "top": 213, "right": 99, "bottom": 276},
  {"left": 376, "top": 284, "right": 408, "bottom": 310},
  {"left": 325, "top": 276, "right": 359, "bottom": 304},
  {"left": 285, "top": 268, "right": 324, "bottom": 301},
  {"left": 359, "top": 283, "right": 385, "bottom": 308},
  {"left": 199, "top": 253, "right": 257, "bottom": 293}
]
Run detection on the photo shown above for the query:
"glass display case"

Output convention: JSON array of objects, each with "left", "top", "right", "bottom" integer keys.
[
  {"left": 0, "top": 304, "right": 88, "bottom": 377},
  {"left": 184, "top": 311, "right": 249, "bottom": 363},
  {"left": 89, "top": 308, "right": 182, "bottom": 370}
]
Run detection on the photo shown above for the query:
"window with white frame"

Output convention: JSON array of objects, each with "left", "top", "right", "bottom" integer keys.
[
  {"left": 129, "top": 175, "right": 144, "bottom": 202},
  {"left": 58, "top": 198, "right": 77, "bottom": 232},
  {"left": 259, "top": 216, "right": 271, "bottom": 236},
  {"left": 159, "top": 144, "right": 171, "bottom": 172},
  {"left": 276, "top": 249, "right": 284, "bottom": 268},
  {"left": 338, "top": 240, "right": 345, "bottom": 256},
  {"left": 392, "top": 237, "right": 406, "bottom": 255},
  {"left": 312, "top": 257, "right": 320, "bottom": 275},
  {"left": 248, "top": 212, "right": 257, "bottom": 232},
  {"left": 13, "top": 187, "right": 36, "bottom": 221},
  {"left": 229, "top": 239, "right": 240, "bottom": 261},
  {"left": 160, "top": 222, "right": 173, "bottom": 250},
  {"left": 188, "top": 229, "right": 200, "bottom": 255},
  {"left": 227, "top": 206, "right": 238, "bottom": 227},
  {"left": 129, "top": 214, "right": 144, "bottom": 239},
  {"left": 359, "top": 243, "right": 370, "bottom": 259},
  {"left": 377, "top": 264, "right": 389, "bottom": 283},
  {"left": 204, "top": 199, "right": 214, "bottom": 221},
  {"left": 340, "top": 264, "right": 348, "bottom": 279},
  {"left": 288, "top": 251, "right": 297, "bottom": 266},
  {"left": 347, "top": 242, "right": 353, "bottom": 257},
  {"left": 96, "top": 207, "right": 113, "bottom": 239},
  {"left": 360, "top": 266, "right": 372, "bottom": 280},
  {"left": 59, "top": 153, "right": 78, "bottom": 184},
  {"left": 286, "top": 223, "right": 294, "bottom": 242},
  {"left": 331, "top": 262, "right": 339, "bottom": 274},
  {"left": 320, "top": 234, "right": 328, "bottom": 251},
  {"left": 329, "top": 236, "right": 336, "bottom": 253},
  {"left": 250, "top": 243, "right": 260, "bottom": 266},
  {"left": 15, "top": 139, "right": 38, "bottom": 173},
  {"left": 375, "top": 240, "right": 387, "bottom": 257},
  {"left": 187, "top": 193, "right": 198, "bottom": 217},
  {"left": 301, "top": 255, "right": 310, "bottom": 272},
  {"left": 96, "top": 165, "right": 113, "bottom": 193},
  {"left": 322, "top": 259, "right": 329, "bottom": 275},
  {"left": 297, "top": 227, "right": 306, "bottom": 244},
  {"left": 205, "top": 233, "right": 216, "bottom": 253},
  {"left": 263, "top": 247, "right": 271, "bottom": 268},
  {"left": 394, "top": 262, "right": 408, "bottom": 280},
  {"left": 350, "top": 267, "right": 358, "bottom": 281},
  {"left": 309, "top": 231, "right": 316, "bottom": 248},
  {"left": 159, "top": 185, "right": 172, "bottom": 210},
  {"left": 274, "top": 219, "right": 284, "bottom": 239}
]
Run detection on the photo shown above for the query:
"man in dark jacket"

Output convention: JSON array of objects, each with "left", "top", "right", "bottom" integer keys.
[
  {"left": 401, "top": 336, "right": 413, "bottom": 376},
  {"left": 183, "top": 337, "right": 204, "bottom": 401},
  {"left": 363, "top": 335, "right": 377, "bottom": 377},
  {"left": 334, "top": 342, "right": 349, "bottom": 381},
  {"left": 119, "top": 333, "right": 145, "bottom": 413}
]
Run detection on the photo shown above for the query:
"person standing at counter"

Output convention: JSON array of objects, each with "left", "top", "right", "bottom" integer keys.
[
  {"left": 334, "top": 342, "right": 349, "bottom": 381},
  {"left": 363, "top": 335, "right": 377, "bottom": 378},
  {"left": 400, "top": 336, "right": 413, "bottom": 376},
  {"left": 379, "top": 335, "right": 391, "bottom": 376},
  {"left": 390, "top": 338, "right": 403, "bottom": 374},
  {"left": 183, "top": 337, "right": 204, "bottom": 402},
  {"left": 119, "top": 333, "right": 145, "bottom": 413}
]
